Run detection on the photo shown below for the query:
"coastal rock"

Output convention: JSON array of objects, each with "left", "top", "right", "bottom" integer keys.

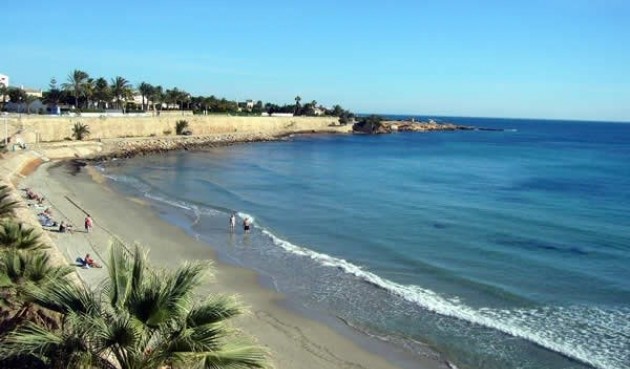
[
  {"left": 352, "top": 119, "right": 477, "bottom": 135},
  {"left": 352, "top": 121, "right": 392, "bottom": 134},
  {"left": 90, "top": 134, "right": 281, "bottom": 162},
  {"left": 390, "top": 121, "right": 470, "bottom": 132}
]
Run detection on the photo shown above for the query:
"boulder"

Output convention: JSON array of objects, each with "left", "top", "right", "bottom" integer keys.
[{"left": 352, "top": 121, "right": 392, "bottom": 134}]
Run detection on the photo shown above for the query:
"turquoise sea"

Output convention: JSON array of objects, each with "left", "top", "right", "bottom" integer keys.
[{"left": 100, "top": 117, "right": 630, "bottom": 369}]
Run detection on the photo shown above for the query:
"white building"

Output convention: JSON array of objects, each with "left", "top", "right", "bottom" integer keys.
[
  {"left": 0, "top": 73, "right": 8, "bottom": 87},
  {"left": 22, "top": 87, "right": 43, "bottom": 98}
]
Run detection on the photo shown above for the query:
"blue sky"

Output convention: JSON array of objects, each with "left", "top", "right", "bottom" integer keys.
[{"left": 2, "top": 0, "right": 629, "bottom": 121}]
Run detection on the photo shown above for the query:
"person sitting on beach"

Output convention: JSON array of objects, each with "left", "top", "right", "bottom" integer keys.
[
  {"left": 83, "top": 254, "right": 102, "bottom": 268},
  {"left": 59, "top": 221, "right": 74, "bottom": 233}
]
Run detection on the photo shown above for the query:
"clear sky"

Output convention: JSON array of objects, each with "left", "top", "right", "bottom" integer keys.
[{"left": 2, "top": 0, "right": 629, "bottom": 121}]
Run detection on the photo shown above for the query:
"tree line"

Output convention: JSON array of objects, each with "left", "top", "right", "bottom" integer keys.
[{"left": 1, "top": 69, "right": 355, "bottom": 122}]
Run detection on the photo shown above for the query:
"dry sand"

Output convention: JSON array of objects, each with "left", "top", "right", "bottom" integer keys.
[{"left": 17, "top": 161, "right": 447, "bottom": 369}]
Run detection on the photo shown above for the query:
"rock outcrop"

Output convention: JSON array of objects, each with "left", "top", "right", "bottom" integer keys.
[
  {"left": 352, "top": 121, "right": 392, "bottom": 134},
  {"left": 353, "top": 120, "right": 474, "bottom": 134}
]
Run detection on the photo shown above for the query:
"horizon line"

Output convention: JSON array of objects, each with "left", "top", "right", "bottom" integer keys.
[{"left": 359, "top": 113, "right": 630, "bottom": 124}]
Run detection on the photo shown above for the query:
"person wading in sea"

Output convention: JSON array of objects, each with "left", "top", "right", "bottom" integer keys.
[{"left": 229, "top": 213, "right": 236, "bottom": 231}]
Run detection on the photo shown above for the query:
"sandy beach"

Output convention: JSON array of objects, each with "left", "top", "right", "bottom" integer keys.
[{"left": 15, "top": 159, "right": 447, "bottom": 369}]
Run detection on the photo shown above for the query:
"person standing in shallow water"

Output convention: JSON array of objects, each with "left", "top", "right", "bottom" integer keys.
[
  {"left": 243, "top": 217, "right": 251, "bottom": 233},
  {"left": 229, "top": 213, "right": 236, "bottom": 231},
  {"left": 84, "top": 215, "right": 93, "bottom": 233}
]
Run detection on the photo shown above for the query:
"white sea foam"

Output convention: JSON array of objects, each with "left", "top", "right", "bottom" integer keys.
[
  {"left": 104, "top": 174, "right": 151, "bottom": 193},
  {"left": 257, "top": 226, "right": 628, "bottom": 369},
  {"left": 106, "top": 174, "right": 221, "bottom": 223},
  {"left": 236, "top": 211, "right": 256, "bottom": 224}
]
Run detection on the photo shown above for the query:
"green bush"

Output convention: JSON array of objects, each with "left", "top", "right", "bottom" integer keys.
[
  {"left": 175, "top": 120, "right": 189, "bottom": 135},
  {"left": 71, "top": 122, "right": 90, "bottom": 140}
]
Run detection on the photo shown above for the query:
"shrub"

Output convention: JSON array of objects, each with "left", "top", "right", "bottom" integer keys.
[
  {"left": 175, "top": 120, "right": 189, "bottom": 135},
  {"left": 163, "top": 129, "right": 172, "bottom": 135},
  {"left": 71, "top": 122, "right": 90, "bottom": 141}
]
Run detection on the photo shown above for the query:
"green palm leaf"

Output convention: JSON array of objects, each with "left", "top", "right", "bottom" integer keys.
[
  {"left": 1, "top": 242, "right": 268, "bottom": 369},
  {"left": 27, "top": 279, "right": 98, "bottom": 316},
  {"left": 200, "top": 342, "right": 269, "bottom": 369},
  {"left": 0, "top": 185, "right": 21, "bottom": 218},
  {"left": 187, "top": 296, "right": 243, "bottom": 327},
  {"left": 0, "top": 322, "right": 63, "bottom": 358},
  {"left": 0, "top": 221, "right": 46, "bottom": 251}
]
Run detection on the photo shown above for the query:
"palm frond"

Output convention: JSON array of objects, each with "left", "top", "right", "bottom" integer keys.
[
  {"left": 0, "top": 250, "right": 73, "bottom": 328},
  {"left": 0, "top": 322, "right": 63, "bottom": 359},
  {"left": 96, "top": 312, "right": 142, "bottom": 350},
  {"left": 107, "top": 240, "right": 132, "bottom": 309},
  {"left": 0, "top": 184, "right": 21, "bottom": 218},
  {"left": 199, "top": 342, "right": 269, "bottom": 369},
  {"left": 0, "top": 221, "right": 46, "bottom": 251},
  {"left": 130, "top": 244, "right": 146, "bottom": 295},
  {"left": 163, "top": 261, "right": 211, "bottom": 314},
  {"left": 164, "top": 323, "right": 225, "bottom": 353},
  {"left": 187, "top": 296, "right": 243, "bottom": 327},
  {"left": 26, "top": 278, "right": 98, "bottom": 316}
]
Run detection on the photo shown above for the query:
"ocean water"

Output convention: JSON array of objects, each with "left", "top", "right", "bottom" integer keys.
[{"left": 99, "top": 117, "right": 630, "bottom": 369}]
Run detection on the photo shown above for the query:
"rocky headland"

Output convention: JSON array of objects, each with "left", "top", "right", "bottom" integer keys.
[{"left": 353, "top": 119, "right": 482, "bottom": 134}]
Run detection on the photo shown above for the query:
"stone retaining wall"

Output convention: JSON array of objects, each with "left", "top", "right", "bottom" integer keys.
[{"left": 16, "top": 115, "right": 342, "bottom": 143}]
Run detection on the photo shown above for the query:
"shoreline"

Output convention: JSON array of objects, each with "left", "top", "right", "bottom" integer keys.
[{"left": 16, "top": 159, "right": 449, "bottom": 369}]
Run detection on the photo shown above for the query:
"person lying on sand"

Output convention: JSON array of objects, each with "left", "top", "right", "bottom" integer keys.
[
  {"left": 37, "top": 213, "right": 57, "bottom": 228},
  {"left": 25, "top": 188, "right": 45, "bottom": 203},
  {"left": 77, "top": 254, "right": 102, "bottom": 269}
]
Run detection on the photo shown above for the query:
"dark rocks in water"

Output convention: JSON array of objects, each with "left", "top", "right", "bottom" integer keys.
[
  {"left": 352, "top": 120, "right": 392, "bottom": 134},
  {"left": 352, "top": 119, "right": 507, "bottom": 135},
  {"left": 476, "top": 127, "right": 506, "bottom": 131}
]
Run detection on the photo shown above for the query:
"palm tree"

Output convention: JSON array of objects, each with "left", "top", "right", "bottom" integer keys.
[
  {"left": 0, "top": 221, "right": 46, "bottom": 252},
  {"left": 0, "top": 250, "right": 73, "bottom": 333},
  {"left": 71, "top": 123, "right": 90, "bottom": 141},
  {"left": 93, "top": 78, "right": 111, "bottom": 110},
  {"left": 294, "top": 95, "right": 301, "bottom": 115},
  {"left": 165, "top": 88, "right": 181, "bottom": 110},
  {"left": 137, "top": 82, "right": 153, "bottom": 112},
  {"left": 62, "top": 70, "right": 89, "bottom": 110},
  {"left": 0, "top": 185, "right": 21, "bottom": 219},
  {"left": 110, "top": 77, "right": 131, "bottom": 113},
  {"left": 181, "top": 91, "right": 191, "bottom": 111},
  {"left": 84, "top": 78, "right": 95, "bottom": 110},
  {"left": 0, "top": 243, "right": 268, "bottom": 369},
  {"left": 150, "top": 85, "right": 163, "bottom": 114}
]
